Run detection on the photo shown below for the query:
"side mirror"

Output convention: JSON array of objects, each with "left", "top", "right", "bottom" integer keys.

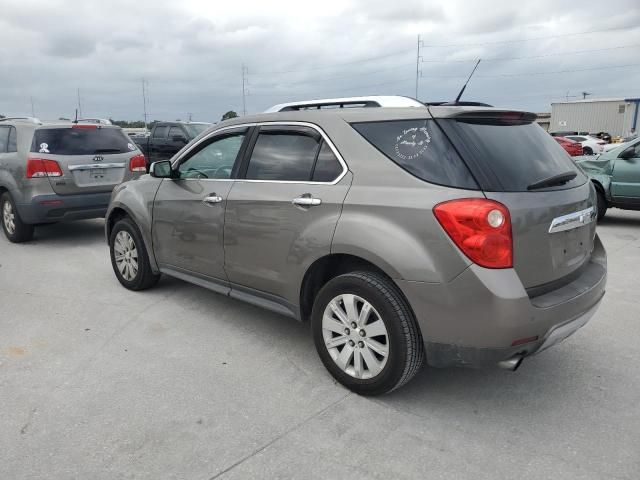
[
  {"left": 619, "top": 146, "right": 637, "bottom": 160},
  {"left": 171, "top": 135, "right": 188, "bottom": 144},
  {"left": 149, "top": 160, "right": 173, "bottom": 178}
]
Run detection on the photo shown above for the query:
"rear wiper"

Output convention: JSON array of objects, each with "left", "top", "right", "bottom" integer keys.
[
  {"left": 527, "top": 171, "right": 577, "bottom": 190},
  {"left": 93, "top": 148, "right": 122, "bottom": 154}
]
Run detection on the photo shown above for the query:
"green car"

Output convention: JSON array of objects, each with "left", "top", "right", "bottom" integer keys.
[{"left": 575, "top": 137, "right": 640, "bottom": 220}]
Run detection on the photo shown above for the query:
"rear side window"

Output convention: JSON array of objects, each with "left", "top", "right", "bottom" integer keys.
[
  {"left": 440, "top": 119, "right": 587, "bottom": 192},
  {"left": 153, "top": 126, "right": 168, "bottom": 138},
  {"left": 351, "top": 119, "right": 478, "bottom": 189},
  {"left": 8, "top": 127, "right": 17, "bottom": 152},
  {"left": 246, "top": 130, "right": 320, "bottom": 181},
  {"left": 31, "top": 127, "right": 133, "bottom": 155},
  {"left": 312, "top": 142, "right": 343, "bottom": 182},
  {"left": 0, "top": 126, "right": 9, "bottom": 153}
]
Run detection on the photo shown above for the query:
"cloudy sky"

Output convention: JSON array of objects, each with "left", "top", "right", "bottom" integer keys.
[{"left": 1, "top": 0, "right": 639, "bottom": 122}]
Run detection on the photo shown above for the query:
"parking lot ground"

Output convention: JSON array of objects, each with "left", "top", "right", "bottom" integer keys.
[{"left": 1, "top": 211, "right": 639, "bottom": 480}]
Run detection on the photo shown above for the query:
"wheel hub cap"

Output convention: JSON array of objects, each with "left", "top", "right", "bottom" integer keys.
[
  {"left": 2, "top": 201, "right": 16, "bottom": 235},
  {"left": 322, "top": 294, "right": 389, "bottom": 379},
  {"left": 113, "top": 231, "right": 139, "bottom": 281}
]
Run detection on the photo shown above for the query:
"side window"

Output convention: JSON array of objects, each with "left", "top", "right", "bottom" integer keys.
[
  {"left": 153, "top": 126, "right": 168, "bottom": 138},
  {"left": 246, "top": 130, "right": 320, "bottom": 181},
  {"left": 0, "top": 127, "right": 9, "bottom": 153},
  {"left": 8, "top": 127, "right": 17, "bottom": 152},
  {"left": 178, "top": 133, "right": 245, "bottom": 179},
  {"left": 168, "top": 126, "right": 186, "bottom": 140},
  {"left": 312, "top": 141, "right": 343, "bottom": 182}
]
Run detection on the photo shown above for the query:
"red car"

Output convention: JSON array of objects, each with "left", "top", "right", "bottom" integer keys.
[{"left": 554, "top": 136, "right": 584, "bottom": 156}]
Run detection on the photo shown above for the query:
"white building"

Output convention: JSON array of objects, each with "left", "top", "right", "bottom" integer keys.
[{"left": 550, "top": 97, "right": 639, "bottom": 136}]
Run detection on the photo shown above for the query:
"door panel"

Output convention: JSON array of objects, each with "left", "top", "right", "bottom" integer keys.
[
  {"left": 224, "top": 177, "right": 351, "bottom": 303},
  {"left": 611, "top": 143, "right": 640, "bottom": 199},
  {"left": 152, "top": 179, "right": 233, "bottom": 279}
]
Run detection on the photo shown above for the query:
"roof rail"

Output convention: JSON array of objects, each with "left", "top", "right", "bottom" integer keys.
[
  {"left": 265, "top": 96, "right": 426, "bottom": 113},
  {"left": 77, "top": 118, "right": 112, "bottom": 125},
  {"left": 0, "top": 116, "right": 42, "bottom": 124}
]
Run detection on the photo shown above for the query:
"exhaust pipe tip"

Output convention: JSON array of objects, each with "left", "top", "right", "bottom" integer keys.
[{"left": 498, "top": 355, "right": 524, "bottom": 371}]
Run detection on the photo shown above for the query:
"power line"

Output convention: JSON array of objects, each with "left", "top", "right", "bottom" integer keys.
[
  {"left": 420, "top": 43, "right": 640, "bottom": 63},
  {"left": 420, "top": 25, "right": 635, "bottom": 48},
  {"left": 419, "top": 63, "right": 640, "bottom": 78}
]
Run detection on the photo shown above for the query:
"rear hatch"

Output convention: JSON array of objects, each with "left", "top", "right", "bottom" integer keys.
[
  {"left": 31, "top": 125, "right": 140, "bottom": 195},
  {"left": 436, "top": 110, "right": 595, "bottom": 289}
]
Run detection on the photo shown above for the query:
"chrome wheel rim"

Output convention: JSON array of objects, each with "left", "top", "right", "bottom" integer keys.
[
  {"left": 322, "top": 294, "right": 389, "bottom": 379},
  {"left": 113, "top": 231, "right": 139, "bottom": 281},
  {"left": 2, "top": 200, "right": 16, "bottom": 235}
]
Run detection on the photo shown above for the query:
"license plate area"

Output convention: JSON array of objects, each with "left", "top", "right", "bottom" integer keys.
[
  {"left": 550, "top": 225, "right": 592, "bottom": 269},
  {"left": 70, "top": 164, "right": 125, "bottom": 187}
]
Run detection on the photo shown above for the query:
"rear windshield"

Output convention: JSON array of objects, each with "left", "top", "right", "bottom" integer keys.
[
  {"left": 439, "top": 118, "right": 587, "bottom": 192},
  {"left": 31, "top": 127, "right": 135, "bottom": 155},
  {"left": 351, "top": 119, "right": 478, "bottom": 189}
]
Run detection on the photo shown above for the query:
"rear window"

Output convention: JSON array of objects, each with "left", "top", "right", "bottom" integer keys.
[
  {"left": 31, "top": 127, "right": 134, "bottom": 155},
  {"left": 439, "top": 118, "right": 587, "bottom": 192},
  {"left": 351, "top": 119, "right": 478, "bottom": 189}
]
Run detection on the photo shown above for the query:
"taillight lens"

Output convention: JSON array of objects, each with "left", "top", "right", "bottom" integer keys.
[
  {"left": 129, "top": 154, "right": 146, "bottom": 172},
  {"left": 433, "top": 199, "right": 513, "bottom": 269},
  {"left": 26, "top": 158, "right": 64, "bottom": 178}
]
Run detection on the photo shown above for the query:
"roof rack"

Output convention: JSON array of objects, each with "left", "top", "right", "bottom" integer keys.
[
  {"left": 77, "top": 118, "right": 112, "bottom": 125},
  {"left": 0, "top": 116, "right": 42, "bottom": 124},
  {"left": 265, "top": 96, "right": 426, "bottom": 113}
]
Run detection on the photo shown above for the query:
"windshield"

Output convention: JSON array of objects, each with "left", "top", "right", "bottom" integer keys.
[
  {"left": 31, "top": 127, "right": 134, "bottom": 155},
  {"left": 184, "top": 124, "right": 211, "bottom": 137},
  {"left": 439, "top": 118, "right": 587, "bottom": 192}
]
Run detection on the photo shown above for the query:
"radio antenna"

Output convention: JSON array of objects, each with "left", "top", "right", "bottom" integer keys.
[{"left": 454, "top": 59, "right": 481, "bottom": 104}]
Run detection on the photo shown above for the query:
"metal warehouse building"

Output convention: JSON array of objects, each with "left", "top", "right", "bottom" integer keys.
[{"left": 550, "top": 97, "right": 640, "bottom": 136}]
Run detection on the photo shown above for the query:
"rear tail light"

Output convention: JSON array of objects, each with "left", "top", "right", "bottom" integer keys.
[
  {"left": 433, "top": 199, "right": 513, "bottom": 269},
  {"left": 26, "top": 158, "right": 63, "bottom": 178},
  {"left": 129, "top": 154, "right": 146, "bottom": 172}
]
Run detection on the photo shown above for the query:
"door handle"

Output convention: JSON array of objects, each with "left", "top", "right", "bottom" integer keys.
[
  {"left": 203, "top": 194, "right": 223, "bottom": 205},
  {"left": 292, "top": 196, "right": 322, "bottom": 207}
]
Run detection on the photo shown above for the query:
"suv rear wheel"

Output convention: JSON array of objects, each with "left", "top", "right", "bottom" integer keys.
[
  {"left": 109, "top": 217, "right": 160, "bottom": 290},
  {"left": 1, "top": 192, "right": 34, "bottom": 243},
  {"left": 311, "top": 271, "right": 424, "bottom": 395}
]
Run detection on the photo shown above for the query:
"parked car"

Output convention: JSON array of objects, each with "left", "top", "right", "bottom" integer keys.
[
  {"left": 575, "top": 137, "right": 640, "bottom": 219},
  {"left": 564, "top": 135, "right": 605, "bottom": 155},
  {"left": 0, "top": 118, "right": 146, "bottom": 242},
  {"left": 106, "top": 96, "right": 606, "bottom": 395},
  {"left": 133, "top": 121, "right": 212, "bottom": 168},
  {"left": 554, "top": 136, "right": 584, "bottom": 156}
]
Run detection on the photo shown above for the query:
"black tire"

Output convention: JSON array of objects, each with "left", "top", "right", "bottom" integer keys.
[
  {"left": 596, "top": 189, "right": 607, "bottom": 221},
  {"left": 1, "top": 192, "right": 34, "bottom": 243},
  {"left": 311, "top": 271, "right": 424, "bottom": 396},
  {"left": 109, "top": 217, "right": 160, "bottom": 290},
  {"left": 583, "top": 146, "right": 593, "bottom": 155}
]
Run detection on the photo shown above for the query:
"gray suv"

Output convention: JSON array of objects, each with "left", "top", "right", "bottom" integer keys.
[
  {"left": 105, "top": 97, "right": 607, "bottom": 395},
  {"left": 0, "top": 118, "right": 146, "bottom": 242}
]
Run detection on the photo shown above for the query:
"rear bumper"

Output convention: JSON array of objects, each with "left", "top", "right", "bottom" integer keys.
[
  {"left": 397, "top": 234, "right": 607, "bottom": 368},
  {"left": 16, "top": 192, "right": 112, "bottom": 224}
]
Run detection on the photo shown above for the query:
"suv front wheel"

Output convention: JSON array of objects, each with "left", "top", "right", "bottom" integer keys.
[
  {"left": 109, "top": 217, "right": 160, "bottom": 290},
  {"left": 312, "top": 271, "right": 425, "bottom": 395},
  {"left": 1, "top": 192, "right": 34, "bottom": 243}
]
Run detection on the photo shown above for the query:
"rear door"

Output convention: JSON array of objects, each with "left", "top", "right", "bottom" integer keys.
[
  {"left": 439, "top": 114, "right": 595, "bottom": 288},
  {"left": 152, "top": 127, "right": 249, "bottom": 280},
  {"left": 224, "top": 124, "right": 350, "bottom": 301},
  {"left": 610, "top": 140, "right": 640, "bottom": 200},
  {"left": 31, "top": 125, "right": 141, "bottom": 195}
]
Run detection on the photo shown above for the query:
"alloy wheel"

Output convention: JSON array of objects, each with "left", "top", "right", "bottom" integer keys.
[
  {"left": 2, "top": 200, "right": 16, "bottom": 235},
  {"left": 114, "top": 230, "right": 139, "bottom": 281},
  {"left": 322, "top": 294, "right": 389, "bottom": 379}
]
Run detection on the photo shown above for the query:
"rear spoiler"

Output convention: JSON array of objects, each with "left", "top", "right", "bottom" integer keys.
[{"left": 429, "top": 108, "right": 537, "bottom": 125}]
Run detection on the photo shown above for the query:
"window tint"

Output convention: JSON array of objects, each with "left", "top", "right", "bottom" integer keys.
[
  {"left": 178, "top": 133, "right": 245, "bottom": 179},
  {"left": 168, "top": 126, "right": 186, "bottom": 139},
  {"left": 153, "top": 126, "right": 168, "bottom": 138},
  {"left": 31, "top": 127, "right": 133, "bottom": 155},
  {"left": 0, "top": 127, "right": 9, "bottom": 153},
  {"left": 352, "top": 119, "right": 478, "bottom": 189},
  {"left": 7, "top": 127, "right": 17, "bottom": 152},
  {"left": 440, "top": 119, "right": 587, "bottom": 192},
  {"left": 246, "top": 131, "right": 320, "bottom": 181},
  {"left": 312, "top": 141, "right": 343, "bottom": 182}
]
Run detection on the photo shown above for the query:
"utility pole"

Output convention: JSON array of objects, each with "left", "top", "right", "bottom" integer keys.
[
  {"left": 241, "top": 63, "right": 249, "bottom": 116},
  {"left": 188, "top": 112, "right": 193, "bottom": 122},
  {"left": 30, "top": 96, "right": 35, "bottom": 117},
  {"left": 77, "top": 88, "right": 83, "bottom": 118},
  {"left": 141, "top": 78, "right": 149, "bottom": 130},
  {"left": 415, "top": 35, "right": 423, "bottom": 100}
]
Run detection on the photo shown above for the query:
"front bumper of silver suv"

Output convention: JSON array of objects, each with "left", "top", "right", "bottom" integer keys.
[{"left": 396, "top": 234, "right": 607, "bottom": 368}]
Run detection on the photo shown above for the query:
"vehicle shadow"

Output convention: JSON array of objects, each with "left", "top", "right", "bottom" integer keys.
[
  {"left": 598, "top": 212, "right": 640, "bottom": 227},
  {"left": 29, "top": 219, "right": 106, "bottom": 245}
]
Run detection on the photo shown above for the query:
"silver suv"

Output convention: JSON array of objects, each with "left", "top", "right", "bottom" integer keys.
[
  {"left": 105, "top": 97, "right": 607, "bottom": 395},
  {"left": 0, "top": 118, "right": 146, "bottom": 242}
]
